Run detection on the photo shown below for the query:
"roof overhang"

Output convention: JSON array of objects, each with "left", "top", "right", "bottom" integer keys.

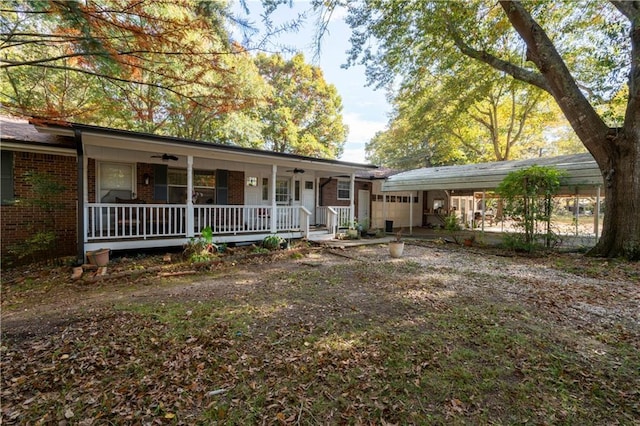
[
  {"left": 382, "top": 154, "right": 603, "bottom": 194},
  {"left": 32, "top": 120, "right": 377, "bottom": 175}
]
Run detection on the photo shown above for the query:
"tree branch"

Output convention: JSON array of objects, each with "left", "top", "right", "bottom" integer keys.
[
  {"left": 448, "top": 25, "right": 551, "bottom": 93},
  {"left": 498, "top": 1, "right": 611, "bottom": 155}
]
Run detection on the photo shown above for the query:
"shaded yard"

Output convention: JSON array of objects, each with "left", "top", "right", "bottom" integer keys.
[{"left": 2, "top": 242, "right": 639, "bottom": 424}]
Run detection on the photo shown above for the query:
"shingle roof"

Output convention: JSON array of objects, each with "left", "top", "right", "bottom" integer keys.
[{"left": 0, "top": 115, "right": 75, "bottom": 148}]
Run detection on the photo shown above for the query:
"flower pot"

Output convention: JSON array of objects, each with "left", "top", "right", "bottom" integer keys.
[
  {"left": 87, "top": 248, "right": 110, "bottom": 266},
  {"left": 389, "top": 241, "right": 404, "bottom": 258},
  {"left": 347, "top": 229, "right": 359, "bottom": 239}
]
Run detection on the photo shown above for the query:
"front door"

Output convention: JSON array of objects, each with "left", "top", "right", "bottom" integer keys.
[
  {"left": 301, "top": 180, "right": 315, "bottom": 224},
  {"left": 358, "top": 189, "right": 370, "bottom": 229}
]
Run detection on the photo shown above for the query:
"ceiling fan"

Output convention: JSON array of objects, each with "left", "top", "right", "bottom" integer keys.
[
  {"left": 151, "top": 154, "right": 178, "bottom": 161},
  {"left": 286, "top": 168, "right": 305, "bottom": 174}
]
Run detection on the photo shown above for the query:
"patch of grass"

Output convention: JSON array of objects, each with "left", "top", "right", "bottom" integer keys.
[{"left": 2, "top": 252, "right": 638, "bottom": 424}]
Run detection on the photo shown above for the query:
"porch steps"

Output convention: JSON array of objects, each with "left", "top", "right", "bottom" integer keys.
[{"left": 307, "top": 228, "right": 334, "bottom": 243}]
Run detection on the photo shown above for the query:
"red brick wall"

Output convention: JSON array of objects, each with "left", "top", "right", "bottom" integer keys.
[
  {"left": 87, "top": 158, "right": 96, "bottom": 203},
  {"left": 319, "top": 178, "right": 371, "bottom": 214},
  {"left": 228, "top": 170, "right": 244, "bottom": 205},
  {"left": 136, "top": 163, "right": 155, "bottom": 202},
  {"left": 1, "top": 151, "right": 78, "bottom": 266}
]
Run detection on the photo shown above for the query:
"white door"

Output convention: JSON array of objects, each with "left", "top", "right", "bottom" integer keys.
[
  {"left": 302, "top": 180, "right": 315, "bottom": 224},
  {"left": 358, "top": 189, "right": 370, "bottom": 229}
]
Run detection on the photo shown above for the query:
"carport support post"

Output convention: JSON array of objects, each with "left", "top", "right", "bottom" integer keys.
[
  {"left": 574, "top": 192, "right": 579, "bottom": 237},
  {"left": 481, "top": 191, "right": 486, "bottom": 234},
  {"left": 594, "top": 185, "right": 601, "bottom": 238},
  {"left": 186, "top": 155, "right": 194, "bottom": 238},
  {"left": 409, "top": 191, "right": 413, "bottom": 235}
]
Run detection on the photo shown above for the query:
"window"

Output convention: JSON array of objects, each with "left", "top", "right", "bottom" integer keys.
[
  {"left": 337, "top": 180, "right": 350, "bottom": 200},
  {"left": 275, "top": 178, "right": 290, "bottom": 204},
  {"left": 294, "top": 180, "right": 300, "bottom": 201},
  {"left": 168, "top": 168, "right": 215, "bottom": 204},
  {"left": 304, "top": 181, "right": 313, "bottom": 190},
  {"left": 1, "top": 150, "right": 14, "bottom": 204},
  {"left": 247, "top": 177, "right": 258, "bottom": 187},
  {"left": 99, "top": 162, "right": 134, "bottom": 202},
  {"left": 262, "top": 178, "right": 269, "bottom": 201}
]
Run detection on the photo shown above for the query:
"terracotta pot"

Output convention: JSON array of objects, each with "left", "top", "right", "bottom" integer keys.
[
  {"left": 389, "top": 241, "right": 404, "bottom": 258},
  {"left": 87, "top": 249, "right": 110, "bottom": 266}
]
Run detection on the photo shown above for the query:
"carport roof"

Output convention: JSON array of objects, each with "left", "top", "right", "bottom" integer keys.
[{"left": 382, "top": 153, "right": 603, "bottom": 193}]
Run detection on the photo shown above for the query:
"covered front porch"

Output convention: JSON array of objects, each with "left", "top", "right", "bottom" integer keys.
[
  {"left": 33, "top": 121, "right": 375, "bottom": 258},
  {"left": 84, "top": 203, "right": 353, "bottom": 252}
]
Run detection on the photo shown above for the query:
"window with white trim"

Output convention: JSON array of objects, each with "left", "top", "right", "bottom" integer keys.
[
  {"left": 99, "top": 162, "right": 134, "bottom": 202},
  {"left": 167, "top": 168, "right": 215, "bottom": 204},
  {"left": 1, "top": 150, "right": 14, "bottom": 205},
  {"left": 337, "top": 180, "right": 350, "bottom": 200},
  {"left": 262, "top": 178, "right": 269, "bottom": 201},
  {"left": 275, "top": 178, "right": 290, "bottom": 204}
]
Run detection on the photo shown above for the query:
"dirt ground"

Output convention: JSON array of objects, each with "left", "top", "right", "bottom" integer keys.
[
  {"left": 2, "top": 241, "right": 639, "bottom": 424},
  {"left": 2, "top": 241, "right": 638, "bottom": 340}
]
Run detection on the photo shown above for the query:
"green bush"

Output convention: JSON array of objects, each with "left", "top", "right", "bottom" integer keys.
[
  {"left": 497, "top": 165, "right": 565, "bottom": 252},
  {"left": 262, "top": 235, "right": 285, "bottom": 250}
]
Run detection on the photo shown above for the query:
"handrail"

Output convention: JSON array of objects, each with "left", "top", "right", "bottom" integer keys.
[{"left": 327, "top": 207, "right": 338, "bottom": 237}]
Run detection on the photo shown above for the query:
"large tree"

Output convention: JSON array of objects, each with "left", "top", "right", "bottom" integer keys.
[
  {"left": 254, "top": 52, "right": 348, "bottom": 158},
  {"left": 0, "top": 0, "right": 266, "bottom": 135},
  {"left": 367, "top": 68, "right": 580, "bottom": 169},
  {"left": 339, "top": 0, "right": 639, "bottom": 259}
]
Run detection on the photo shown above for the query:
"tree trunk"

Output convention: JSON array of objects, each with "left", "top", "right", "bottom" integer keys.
[{"left": 589, "top": 132, "right": 640, "bottom": 260}]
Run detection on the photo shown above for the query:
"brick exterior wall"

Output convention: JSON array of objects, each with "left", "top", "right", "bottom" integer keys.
[
  {"left": 319, "top": 178, "right": 371, "bottom": 214},
  {"left": 1, "top": 151, "right": 78, "bottom": 266},
  {"left": 88, "top": 158, "right": 96, "bottom": 202},
  {"left": 136, "top": 163, "right": 155, "bottom": 202}
]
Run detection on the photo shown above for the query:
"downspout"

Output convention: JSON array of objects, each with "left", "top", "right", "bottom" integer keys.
[
  {"left": 74, "top": 129, "right": 84, "bottom": 263},
  {"left": 319, "top": 177, "right": 332, "bottom": 206}
]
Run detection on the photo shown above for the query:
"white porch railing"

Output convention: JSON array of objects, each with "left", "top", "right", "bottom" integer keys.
[
  {"left": 86, "top": 203, "right": 312, "bottom": 240},
  {"left": 315, "top": 206, "right": 352, "bottom": 228},
  {"left": 316, "top": 206, "right": 352, "bottom": 229},
  {"left": 193, "top": 205, "right": 303, "bottom": 235},
  {"left": 87, "top": 203, "right": 187, "bottom": 239}
]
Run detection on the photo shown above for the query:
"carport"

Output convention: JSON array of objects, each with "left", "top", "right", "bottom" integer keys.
[{"left": 381, "top": 153, "right": 604, "bottom": 239}]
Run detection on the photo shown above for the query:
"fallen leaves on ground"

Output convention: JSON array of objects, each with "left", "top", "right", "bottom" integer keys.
[{"left": 2, "top": 242, "right": 639, "bottom": 424}]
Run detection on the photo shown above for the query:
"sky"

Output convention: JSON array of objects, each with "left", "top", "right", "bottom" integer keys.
[{"left": 232, "top": 1, "right": 390, "bottom": 165}]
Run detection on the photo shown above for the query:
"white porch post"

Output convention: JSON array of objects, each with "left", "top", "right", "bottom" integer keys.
[
  {"left": 349, "top": 173, "right": 355, "bottom": 226},
  {"left": 271, "top": 164, "right": 277, "bottom": 233},
  {"left": 315, "top": 176, "right": 320, "bottom": 212},
  {"left": 186, "top": 155, "right": 194, "bottom": 237},
  {"left": 83, "top": 154, "right": 89, "bottom": 245}
]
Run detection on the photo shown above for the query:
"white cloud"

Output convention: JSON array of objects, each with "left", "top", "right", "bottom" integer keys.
[
  {"left": 344, "top": 112, "right": 386, "bottom": 143},
  {"left": 339, "top": 113, "right": 387, "bottom": 164}
]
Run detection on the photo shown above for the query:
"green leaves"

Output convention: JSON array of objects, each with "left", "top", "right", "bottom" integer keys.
[
  {"left": 497, "top": 165, "right": 566, "bottom": 250},
  {"left": 255, "top": 52, "right": 347, "bottom": 158}
]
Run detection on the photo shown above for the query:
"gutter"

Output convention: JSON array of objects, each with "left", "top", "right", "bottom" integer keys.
[{"left": 74, "top": 129, "right": 85, "bottom": 263}]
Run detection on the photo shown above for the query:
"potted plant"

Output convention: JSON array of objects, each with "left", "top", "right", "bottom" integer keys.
[
  {"left": 389, "top": 229, "right": 405, "bottom": 258},
  {"left": 346, "top": 218, "right": 360, "bottom": 239},
  {"left": 463, "top": 233, "right": 476, "bottom": 247}
]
